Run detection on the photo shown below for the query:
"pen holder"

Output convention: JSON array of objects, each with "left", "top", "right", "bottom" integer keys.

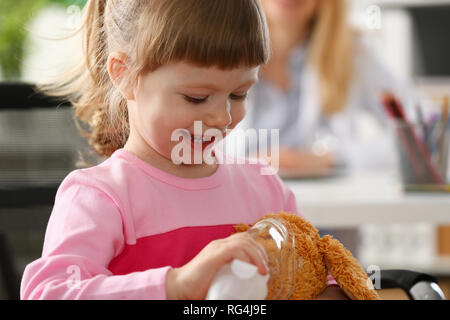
[{"left": 391, "top": 119, "right": 449, "bottom": 191}]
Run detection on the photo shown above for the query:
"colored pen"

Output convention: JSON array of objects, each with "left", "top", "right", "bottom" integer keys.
[{"left": 438, "top": 95, "right": 449, "bottom": 177}]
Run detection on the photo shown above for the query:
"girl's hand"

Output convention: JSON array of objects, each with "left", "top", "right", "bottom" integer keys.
[{"left": 165, "top": 232, "right": 269, "bottom": 300}]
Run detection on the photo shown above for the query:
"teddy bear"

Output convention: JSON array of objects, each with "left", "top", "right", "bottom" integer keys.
[{"left": 232, "top": 212, "right": 380, "bottom": 300}]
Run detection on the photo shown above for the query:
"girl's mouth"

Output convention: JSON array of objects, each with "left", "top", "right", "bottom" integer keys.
[{"left": 190, "top": 135, "right": 216, "bottom": 151}]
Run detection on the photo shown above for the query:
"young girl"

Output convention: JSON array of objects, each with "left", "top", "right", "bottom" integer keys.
[{"left": 21, "top": 0, "right": 345, "bottom": 300}]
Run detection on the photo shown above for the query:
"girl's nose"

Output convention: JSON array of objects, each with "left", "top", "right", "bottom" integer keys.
[{"left": 204, "top": 100, "right": 232, "bottom": 129}]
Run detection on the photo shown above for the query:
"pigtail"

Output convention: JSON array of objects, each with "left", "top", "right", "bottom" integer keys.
[
  {"left": 37, "top": 0, "right": 129, "bottom": 165},
  {"left": 76, "top": 0, "right": 129, "bottom": 160}
]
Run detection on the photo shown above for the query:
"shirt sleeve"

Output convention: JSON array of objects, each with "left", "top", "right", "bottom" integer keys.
[
  {"left": 20, "top": 181, "right": 170, "bottom": 300},
  {"left": 270, "top": 172, "right": 304, "bottom": 218}
]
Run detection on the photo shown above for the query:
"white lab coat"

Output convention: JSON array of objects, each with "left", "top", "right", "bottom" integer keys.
[{"left": 223, "top": 36, "right": 416, "bottom": 172}]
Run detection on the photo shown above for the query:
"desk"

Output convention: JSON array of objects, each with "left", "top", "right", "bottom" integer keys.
[
  {"left": 285, "top": 171, "right": 450, "bottom": 228},
  {"left": 285, "top": 171, "right": 450, "bottom": 276}
]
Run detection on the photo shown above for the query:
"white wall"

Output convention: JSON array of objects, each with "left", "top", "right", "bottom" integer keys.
[
  {"left": 349, "top": 0, "right": 414, "bottom": 82},
  {"left": 350, "top": 0, "right": 450, "bottom": 82}
]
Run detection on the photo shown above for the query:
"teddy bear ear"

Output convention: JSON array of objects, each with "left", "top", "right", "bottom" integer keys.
[{"left": 317, "top": 236, "right": 381, "bottom": 300}]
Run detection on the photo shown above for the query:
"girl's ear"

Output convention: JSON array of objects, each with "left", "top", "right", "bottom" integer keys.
[{"left": 107, "top": 52, "right": 135, "bottom": 100}]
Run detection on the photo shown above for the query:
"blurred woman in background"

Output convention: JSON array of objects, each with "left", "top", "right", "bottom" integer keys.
[{"left": 228, "top": 0, "right": 414, "bottom": 176}]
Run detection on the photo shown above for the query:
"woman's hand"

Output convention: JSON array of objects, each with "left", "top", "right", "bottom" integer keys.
[
  {"left": 257, "top": 148, "right": 336, "bottom": 177},
  {"left": 165, "top": 232, "right": 269, "bottom": 300},
  {"left": 278, "top": 148, "right": 335, "bottom": 171}
]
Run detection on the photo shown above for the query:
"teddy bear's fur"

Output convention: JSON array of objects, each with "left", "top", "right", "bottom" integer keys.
[{"left": 234, "top": 212, "right": 380, "bottom": 300}]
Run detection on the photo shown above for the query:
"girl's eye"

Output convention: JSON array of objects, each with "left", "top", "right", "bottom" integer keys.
[
  {"left": 184, "top": 93, "right": 248, "bottom": 104},
  {"left": 184, "top": 96, "right": 208, "bottom": 104},
  {"left": 230, "top": 93, "right": 248, "bottom": 101}
]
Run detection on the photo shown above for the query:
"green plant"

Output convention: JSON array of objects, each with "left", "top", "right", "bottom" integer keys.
[{"left": 0, "top": 0, "right": 87, "bottom": 80}]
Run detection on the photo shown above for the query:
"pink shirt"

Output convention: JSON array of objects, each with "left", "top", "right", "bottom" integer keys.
[{"left": 21, "top": 148, "right": 334, "bottom": 300}]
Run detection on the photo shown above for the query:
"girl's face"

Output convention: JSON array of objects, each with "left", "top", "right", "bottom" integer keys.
[
  {"left": 127, "top": 62, "right": 259, "bottom": 169},
  {"left": 261, "top": 0, "right": 321, "bottom": 29}
]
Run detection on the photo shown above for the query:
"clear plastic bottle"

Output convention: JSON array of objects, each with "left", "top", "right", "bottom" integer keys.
[{"left": 206, "top": 217, "right": 296, "bottom": 300}]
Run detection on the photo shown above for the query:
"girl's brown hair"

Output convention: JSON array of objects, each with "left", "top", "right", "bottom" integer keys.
[
  {"left": 39, "top": 0, "right": 270, "bottom": 162},
  {"left": 308, "top": 0, "right": 354, "bottom": 114}
]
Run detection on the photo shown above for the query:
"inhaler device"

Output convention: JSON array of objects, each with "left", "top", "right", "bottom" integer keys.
[{"left": 206, "top": 218, "right": 296, "bottom": 300}]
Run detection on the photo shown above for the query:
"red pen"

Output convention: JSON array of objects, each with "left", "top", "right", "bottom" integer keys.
[{"left": 381, "top": 92, "right": 444, "bottom": 185}]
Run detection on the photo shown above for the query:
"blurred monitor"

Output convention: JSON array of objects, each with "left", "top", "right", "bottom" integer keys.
[{"left": 410, "top": 5, "right": 450, "bottom": 77}]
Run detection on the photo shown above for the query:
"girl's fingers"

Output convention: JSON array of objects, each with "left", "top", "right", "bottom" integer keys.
[
  {"left": 252, "top": 239, "right": 270, "bottom": 266},
  {"left": 244, "top": 238, "right": 270, "bottom": 275},
  {"left": 227, "top": 233, "right": 269, "bottom": 275}
]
